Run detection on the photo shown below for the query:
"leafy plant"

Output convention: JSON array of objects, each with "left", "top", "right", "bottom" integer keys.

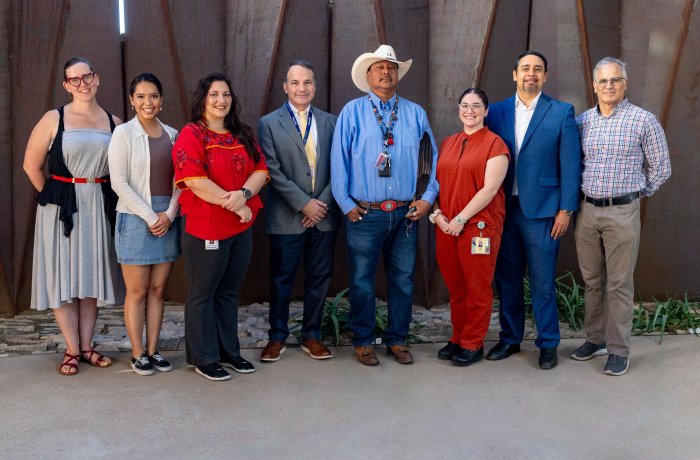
[
  {"left": 522, "top": 271, "right": 586, "bottom": 330},
  {"left": 289, "top": 288, "right": 424, "bottom": 345},
  {"left": 632, "top": 294, "right": 700, "bottom": 343}
]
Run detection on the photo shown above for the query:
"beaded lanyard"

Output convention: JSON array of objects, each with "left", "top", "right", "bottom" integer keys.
[{"left": 368, "top": 94, "right": 399, "bottom": 150}]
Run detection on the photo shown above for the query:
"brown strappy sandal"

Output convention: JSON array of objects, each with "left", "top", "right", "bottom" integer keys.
[
  {"left": 80, "top": 349, "right": 112, "bottom": 368},
  {"left": 58, "top": 352, "right": 80, "bottom": 376}
]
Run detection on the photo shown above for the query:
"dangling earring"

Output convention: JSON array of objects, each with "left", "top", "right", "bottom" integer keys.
[{"left": 131, "top": 106, "right": 135, "bottom": 111}]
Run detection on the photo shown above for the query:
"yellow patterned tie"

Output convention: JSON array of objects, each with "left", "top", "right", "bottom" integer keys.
[{"left": 299, "top": 110, "right": 316, "bottom": 191}]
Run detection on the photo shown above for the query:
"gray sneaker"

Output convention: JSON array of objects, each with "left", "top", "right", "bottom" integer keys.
[
  {"left": 570, "top": 341, "right": 608, "bottom": 361},
  {"left": 603, "top": 354, "right": 629, "bottom": 376}
]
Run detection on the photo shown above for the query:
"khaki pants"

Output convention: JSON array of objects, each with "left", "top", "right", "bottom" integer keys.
[{"left": 574, "top": 199, "right": 641, "bottom": 357}]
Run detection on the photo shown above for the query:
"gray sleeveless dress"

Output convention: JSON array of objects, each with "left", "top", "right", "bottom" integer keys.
[{"left": 31, "top": 129, "right": 116, "bottom": 310}]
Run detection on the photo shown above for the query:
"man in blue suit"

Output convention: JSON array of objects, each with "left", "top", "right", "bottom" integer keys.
[{"left": 485, "top": 51, "right": 581, "bottom": 369}]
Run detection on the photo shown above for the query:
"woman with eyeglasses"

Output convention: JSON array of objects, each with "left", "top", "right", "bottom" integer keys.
[
  {"left": 430, "top": 88, "right": 510, "bottom": 367},
  {"left": 173, "top": 73, "right": 268, "bottom": 381},
  {"left": 108, "top": 73, "right": 180, "bottom": 376},
  {"left": 23, "top": 57, "right": 122, "bottom": 375}
]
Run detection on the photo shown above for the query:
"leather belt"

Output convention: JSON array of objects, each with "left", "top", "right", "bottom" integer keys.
[
  {"left": 356, "top": 199, "right": 410, "bottom": 212},
  {"left": 51, "top": 174, "right": 108, "bottom": 184},
  {"left": 582, "top": 191, "right": 640, "bottom": 207}
]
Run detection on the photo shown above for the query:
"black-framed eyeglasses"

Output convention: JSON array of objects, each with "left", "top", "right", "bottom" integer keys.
[
  {"left": 65, "top": 72, "right": 96, "bottom": 87},
  {"left": 595, "top": 77, "right": 626, "bottom": 87},
  {"left": 458, "top": 103, "right": 485, "bottom": 111}
]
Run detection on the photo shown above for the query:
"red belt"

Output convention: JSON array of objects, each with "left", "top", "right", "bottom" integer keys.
[{"left": 51, "top": 174, "right": 108, "bottom": 184}]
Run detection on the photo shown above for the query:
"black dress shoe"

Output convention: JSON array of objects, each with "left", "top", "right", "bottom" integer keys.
[
  {"left": 486, "top": 341, "right": 521, "bottom": 361},
  {"left": 451, "top": 348, "right": 484, "bottom": 367},
  {"left": 437, "top": 342, "right": 461, "bottom": 360},
  {"left": 539, "top": 347, "right": 558, "bottom": 369}
]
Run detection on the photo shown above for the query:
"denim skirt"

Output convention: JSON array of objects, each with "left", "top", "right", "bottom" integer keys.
[{"left": 115, "top": 196, "right": 181, "bottom": 265}]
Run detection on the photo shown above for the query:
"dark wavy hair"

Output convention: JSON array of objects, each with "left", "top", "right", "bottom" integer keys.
[
  {"left": 458, "top": 87, "right": 489, "bottom": 108},
  {"left": 130, "top": 73, "right": 162, "bottom": 96},
  {"left": 189, "top": 72, "right": 259, "bottom": 161},
  {"left": 63, "top": 57, "right": 93, "bottom": 80}
]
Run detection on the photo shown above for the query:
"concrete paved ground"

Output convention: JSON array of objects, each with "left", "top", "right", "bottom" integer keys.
[{"left": 1, "top": 336, "right": 698, "bottom": 460}]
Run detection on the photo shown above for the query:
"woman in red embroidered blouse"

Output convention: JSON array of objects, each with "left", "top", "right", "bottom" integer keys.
[
  {"left": 431, "top": 88, "right": 510, "bottom": 367},
  {"left": 173, "top": 73, "right": 268, "bottom": 381}
]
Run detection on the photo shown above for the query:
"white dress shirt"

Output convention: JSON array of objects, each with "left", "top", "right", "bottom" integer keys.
[{"left": 513, "top": 91, "right": 542, "bottom": 196}]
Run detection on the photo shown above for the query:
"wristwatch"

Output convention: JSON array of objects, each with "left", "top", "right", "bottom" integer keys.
[
  {"left": 562, "top": 209, "right": 574, "bottom": 216},
  {"left": 240, "top": 187, "right": 253, "bottom": 200}
]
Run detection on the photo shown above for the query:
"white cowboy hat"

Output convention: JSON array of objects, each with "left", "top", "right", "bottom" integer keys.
[{"left": 351, "top": 44, "right": 412, "bottom": 93}]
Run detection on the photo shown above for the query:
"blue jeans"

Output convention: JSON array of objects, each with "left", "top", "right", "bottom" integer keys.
[{"left": 345, "top": 206, "right": 417, "bottom": 347}]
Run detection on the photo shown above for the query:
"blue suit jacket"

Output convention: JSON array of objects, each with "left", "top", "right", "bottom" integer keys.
[{"left": 487, "top": 93, "right": 581, "bottom": 219}]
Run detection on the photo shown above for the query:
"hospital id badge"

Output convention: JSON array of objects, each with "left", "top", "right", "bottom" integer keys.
[
  {"left": 205, "top": 240, "right": 219, "bottom": 250},
  {"left": 471, "top": 236, "right": 490, "bottom": 254},
  {"left": 375, "top": 152, "right": 389, "bottom": 171}
]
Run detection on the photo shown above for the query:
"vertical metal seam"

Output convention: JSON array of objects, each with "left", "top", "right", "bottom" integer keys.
[
  {"left": 327, "top": 0, "right": 334, "bottom": 112},
  {"left": 475, "top": 0, "right": 499, "bottom": 88},
  {"left": 661, "top": 0, "right": 694, "bottom": 127},
  {"left": 374, "top": 0, "right": 386, "bottom": 45},
  {"left": 260, "top": 0, "right": 289, "bottom": 116},
  {"left": 526, "top": 0, "right": 532, "bottom": 48},
  {"left": 576, "top": 0, "right": 594, "bottom": 108},
  {"left": 160, "top": 0, "right": 189, "bottom": 122}
]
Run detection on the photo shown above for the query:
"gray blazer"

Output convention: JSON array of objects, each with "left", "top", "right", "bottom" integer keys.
[{"left": 258, "top": 104, "right": 339, "bottom": 234}]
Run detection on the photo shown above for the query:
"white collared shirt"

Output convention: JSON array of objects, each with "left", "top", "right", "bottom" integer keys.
[{"left": 512, "top": 91, "right": 542, "bottom": 195}]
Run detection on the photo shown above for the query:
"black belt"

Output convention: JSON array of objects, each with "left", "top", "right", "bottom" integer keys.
[{"left": 582, "top": 191, "right": 640, "bottom": 207}]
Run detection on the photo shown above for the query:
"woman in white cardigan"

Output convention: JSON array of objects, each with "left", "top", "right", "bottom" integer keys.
[{"left": 108, "top": 73, "right": 180, "bottom": 376}]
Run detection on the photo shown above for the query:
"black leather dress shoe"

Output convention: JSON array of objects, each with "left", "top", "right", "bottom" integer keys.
[
  {"left": 451, "top": 348, "right": 484, "bottom": 367},
  {"left": 486, "top": 341, "right": 521, "bottom": 361},
  {"left": 437, "top": 342, "right": 460, "bottom": 360},
  {"left": 539, "top": 347, "right": 558, "bottom": 369}
]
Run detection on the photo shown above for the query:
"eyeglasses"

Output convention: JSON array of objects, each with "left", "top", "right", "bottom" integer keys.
[
  {"left": 458, "top": 103, "right": 485, "bottom": 111},
  {"left": 594, "top": 77, "right": 626, "bottom": 87},
  {"left": 65, "top": 72, "right": 96, "bottom": 87}
]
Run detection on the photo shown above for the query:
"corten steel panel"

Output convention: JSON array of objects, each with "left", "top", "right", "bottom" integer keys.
[
  {"left": 480, "top": 0, "right": 532, "bottom": 104},
  {"left": 123, "top": 0, "right": 226, "bottom": 303},
  {"left": 383, "top": 0, "right": 429, "bottom": 108},
  {"left": 330, "top": 0, "right": 379, "bottom": 114},
  {"left": 621, "top": 0, "right": 687, "bottom": 117},
  {"left": 12, "top": 0, "right": 123, "bottom": 313},
  {"left": 582, "top": 0, "right": 620, "bottom": 69},
  {"left": 0, "top": 1, "right": 13, "bottom": 315},
  {"left": 635, "top": 4, "right": 700, "bottom": 299},
  {"left": 428, "top": 0, "right": 495, "bottom": 143},
  {"left": 124, "top": 0, "right": 226, "bottom": 128},
  {"left": 529, "top": 0, "right": 589, "bottom": 114}
]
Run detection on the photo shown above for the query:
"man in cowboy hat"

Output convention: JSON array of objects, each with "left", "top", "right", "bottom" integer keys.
[{"left": 331, "top": 44, "right": 439, "bottom": 366}]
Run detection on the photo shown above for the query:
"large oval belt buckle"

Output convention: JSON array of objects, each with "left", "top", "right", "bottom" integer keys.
[{"left": 380, "top": 200, "right": 397, "bottom": 212}]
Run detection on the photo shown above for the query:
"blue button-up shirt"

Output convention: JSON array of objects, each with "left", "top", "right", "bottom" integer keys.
[{"left": 331, "top": 91, "right": 439, "bottom": 214}]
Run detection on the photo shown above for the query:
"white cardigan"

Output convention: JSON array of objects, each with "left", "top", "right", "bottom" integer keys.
[{"left": 108, "top": 117, "right": 180, "bottom": 226}]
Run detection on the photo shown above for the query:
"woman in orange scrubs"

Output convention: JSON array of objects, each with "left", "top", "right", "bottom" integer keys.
[{"left": 431, "top": 88, "right": 510, "bottom": 367}]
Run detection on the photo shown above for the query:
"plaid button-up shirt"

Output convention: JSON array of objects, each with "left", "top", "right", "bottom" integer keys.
[{"left": 576, "top": 99, "right": 671, "bottom": 198}]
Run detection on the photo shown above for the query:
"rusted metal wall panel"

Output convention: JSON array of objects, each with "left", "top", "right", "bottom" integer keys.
[
  {"left": 621, "top": 0, "right": 687, "bottom": 117},
  {"left": 0, "top": 1, "right": 13, "bottom": 315},
  {"left": 582, "top": 0, "right": 620, "bottom": 65},
  {"left": 632, "top": 1, "right": 700, "bottom": 298}
]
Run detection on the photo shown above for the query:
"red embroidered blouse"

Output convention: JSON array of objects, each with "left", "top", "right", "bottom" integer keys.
[{"left": 173, "top": 122, "right": 268, "bottom": 240}]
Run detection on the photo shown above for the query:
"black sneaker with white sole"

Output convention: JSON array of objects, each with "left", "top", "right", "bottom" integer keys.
[
  {"left": 603, "top": 354, "right": 629, "bottom": 376},
  {"left": 148, "top": 352, "right": 173, "bottom": 372},
  {"left": 195, "top": 362, "right": 231, "bottom": 381},
  {"left": 570, "top": 341, "right": 608, "bottom": 361},
  {"left": 221, "top": 355, "right": 256, "bottom": 374},
  {"left": 131, "top": 353, "right": 155, "bottom": 376}
]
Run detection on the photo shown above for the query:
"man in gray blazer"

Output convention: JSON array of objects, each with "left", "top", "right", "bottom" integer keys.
[{"left": 258, "top": 60, "right": 338, "bottom": 362}]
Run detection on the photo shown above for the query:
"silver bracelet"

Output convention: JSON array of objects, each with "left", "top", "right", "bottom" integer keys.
[{"left": 454, "top": 215, "right": 467, "bottom": 225}]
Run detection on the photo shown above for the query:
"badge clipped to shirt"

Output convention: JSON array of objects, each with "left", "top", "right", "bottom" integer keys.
[
  {"left": 375, "top": 151, "right": 391, "bottom": 177},
  {"left": 205, "top": 240, "right": 219, "bottom": 250},
  {"left": 471, "top": 221, "right": 490, "bottom": 255}
]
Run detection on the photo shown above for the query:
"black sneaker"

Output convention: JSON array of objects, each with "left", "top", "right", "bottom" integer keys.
[
  {"left": 603, "top": 354, "right": 629, "bottom": 376},
  {"left": 131, "top": 353, "right": 155, "bottom": 376},
  {"left": 148, "top": 352, "right": 173, "bottom": 372},
  {"left": 570, "top": 341, "right": 608, "bottom": 361},
  {"left": 195, "top": 362, "right": 231, "bottom": 381},
  {"left": 221, "top": 355, "right": 256, "bottom": 374}
]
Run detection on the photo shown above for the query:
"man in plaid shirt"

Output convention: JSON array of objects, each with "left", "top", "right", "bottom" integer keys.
[{"left": 570, "top": 57, "right": 671, "bottom": 376}]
